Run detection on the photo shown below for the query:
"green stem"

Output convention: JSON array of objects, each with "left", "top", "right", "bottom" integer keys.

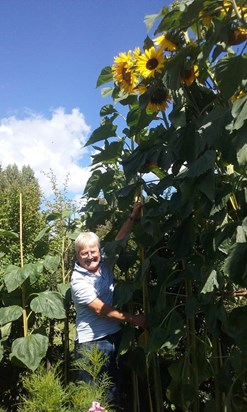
[
  {"left": 185, "top": 275, "right": 200, "bottom": 412},
  {"left": 20, "top": 192, "right": 28, "bottom": 337}
]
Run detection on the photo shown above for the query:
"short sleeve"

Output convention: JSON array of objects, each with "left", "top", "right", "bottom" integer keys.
[{"left": 71, "top": 275, "right": 98, "bottom": 305}]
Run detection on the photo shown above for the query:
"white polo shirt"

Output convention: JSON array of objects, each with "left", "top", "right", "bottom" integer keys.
[{"left": 70, "top": 261, "right": 121, "bottom": 343}]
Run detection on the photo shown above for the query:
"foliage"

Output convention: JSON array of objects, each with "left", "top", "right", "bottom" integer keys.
[
  {"left": 17, "top": 353, "right": 114, "bottom": 412},
  {"left": 81, "top": 0, "right": 247, "bottom": 411},
  {"left": 0, "top": 164, "right": 45, "bottom": 266},
  {"left": 17, "top": 365, "right": 68, "bottom": 412}
]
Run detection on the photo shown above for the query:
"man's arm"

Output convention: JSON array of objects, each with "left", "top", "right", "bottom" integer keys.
[
  {"left": 88, "top": 297, "right": 147, "bottom": 329},
  {"left": 115, "top": 202, "right": 142, "bottom": 241}
]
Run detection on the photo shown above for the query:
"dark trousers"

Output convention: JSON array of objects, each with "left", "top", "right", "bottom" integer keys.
[{"left": 74, "top": 330, "right": 122, "bottom": 406}]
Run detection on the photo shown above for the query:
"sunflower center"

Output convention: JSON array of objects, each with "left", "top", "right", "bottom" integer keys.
[
  {"left": 122, "top": 67, "right": 132, "bottom": 83},
  {"left": 150, "top": 88, "right": 168, "bottom": 104},
  {"left": 146, "top": 58, "right": 158, "bottom": 70}
]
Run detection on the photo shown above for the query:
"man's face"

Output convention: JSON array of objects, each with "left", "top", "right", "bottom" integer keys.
[{"left": 77, "top": 244, "right": 101, "bottom": 273}]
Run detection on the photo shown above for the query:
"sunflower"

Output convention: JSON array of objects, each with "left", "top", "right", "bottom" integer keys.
[
  {"left": 112, "top": 51, "right": 138, "bottom": 93},
  {"left": 153, "top": 34, "right": 177, "bottom": 52},
  {"left": 138, "top": 84, "right": 171, "bottom": 113},
  {"left": 136, "top": 47, "right": 166, "bottom": 78},
  {"left": 231, "top": 90, "right": 245, "bottom": 102},
  {"left": 180, "top": 62, "right": 199, "bottom": 86},
  {"left": 227, "top": 26, "right": 247, "bottom": 45}
]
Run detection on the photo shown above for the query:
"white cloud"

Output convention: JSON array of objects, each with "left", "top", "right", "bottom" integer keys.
[{"left": 0, "top": 107, "right": 92, "bottom": 198}]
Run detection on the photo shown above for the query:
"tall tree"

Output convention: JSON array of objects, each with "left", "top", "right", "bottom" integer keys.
[{"left": 0, "top": 164, "right": 45, "bottom": 266}]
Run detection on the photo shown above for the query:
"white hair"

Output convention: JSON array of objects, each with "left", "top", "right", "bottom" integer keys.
[{"left": 74, "top": 232, "right": 100, "bottom": 256}]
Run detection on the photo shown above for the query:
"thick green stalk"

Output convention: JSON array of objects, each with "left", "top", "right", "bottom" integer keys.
[
  {"left": 185, "top": 276, "right": 200, "bottom": 412},
  {"left": 212, "top": 336, "right": 224, "bottom": 411},
  {"left": 20, "top": 193, "right": 28, "bottom": 337}
]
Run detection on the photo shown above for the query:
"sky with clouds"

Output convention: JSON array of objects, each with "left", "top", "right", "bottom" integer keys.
[{"left": 0, "top": 0, "right": 168, "bottom": 203}]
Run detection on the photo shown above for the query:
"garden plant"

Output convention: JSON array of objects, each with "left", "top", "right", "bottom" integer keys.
[{"left": 0, "top": 0, "right": 247, "bottom": 411}]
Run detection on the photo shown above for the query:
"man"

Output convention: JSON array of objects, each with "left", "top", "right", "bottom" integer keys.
[{"left": 70, "top": 202, "right": 147, "bottom": 407}]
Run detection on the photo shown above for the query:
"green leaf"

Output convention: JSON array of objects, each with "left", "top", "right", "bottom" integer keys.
[
  {"left": 231, "top": 94, "right": 247, "bottom": 130},
  {"left": 4, "top": 263, "right": 37, "bottom": 292},
  {"left": 187, "top": 150, "right": 216, "bottom": 177},
  {"left": 30, "top": 291, "right": 66, "bottom": 319},
  {"left": 10, "top": 334, "right": 49, "bottom": 371},
  {"left": 224, "top": 242, "right": 247, "bottom": 286},
  {"left": 232, "top": 124, "right": 247, "bottom": 167},
  {"left": 85, "top": 123, "right": 117, "bottom": 146},
  {"left": 198, "top": 172, "right": 215, "bottom": 202},
  {"left": 43, "top": 255, "right": 60, "bottom": 273},
  {"left": 168, "top": 217, "right": 196, "bottom": 259},
  {"left": 215, "top": 55, "right": 247, "bottom": 100},
  {"left": 92, "top": 140, "right": 124, "bottom": 165},
  {"left": 34, "top": 226, "right": 50, "bottom": 242},
  {"left": 0, "top": 305, "right": 23, "bottom": 326},
  {"left": 100, "top": 104, "right": 118, "bottom": 117},
  {"left": 201, "top": 270, "right": 219, "bottom": 294},
  {"left": 0, "top": 229, "right": 18, "bottom": 239},
  {"left": 144, "top": 12, "right": 161, "bottom": 32},
  {"left": 84, "top": 169, "right": 115, "bottom": 198},
  {"left": 146, "top": 310, "right": 184, "bottom": 353},
  {"left": 96, "top": 66, "right": 113, "bottom": 87}
]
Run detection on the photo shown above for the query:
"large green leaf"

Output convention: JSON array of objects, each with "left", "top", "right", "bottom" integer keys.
[
  {"left": 224, "top": 242, "right": 247, "bottom": 286},
  {"left": 168, "top": 217, "right": 196, "bottom": 259},
  {"left": 84, "top": 169, "right": 115, "bottom": 198},
  {"left": 215, "top": 55, "right": 247, "bottom": 100},
  {"left": 231, "top": 94, "right": 247, "bottom": 131},
  {"left": 92, "top": 140, "right": 124, "bottom": 165},
  {"left": 96, "top": 66, "right": 113, "bottom": 87},
  {"left": 43, "top": 255, "right": 60, "bottom": 273},
  {"left": 0, "top": 229, "right": 18, "bottom": 238},
  {"left": 85, "top": 123, "right": 117, "bottom": 146},
  {"left": 187, "top": 150, "right": 216, "bottom": 177},
  {"left": 4, "top": 263, "right": 40, "bottom": 292},
  {"left": 232, "top": 124, "right": 247, "bottom": 166},
  {"left": 146, "top": 310, "right": 184, "bottom": 353},
  {"left": 0, "top": 305, "right": 23, "bottom": 326},
  {"left": 30, "top": 291, "right": 66, "bottom": 319},
  {"left": 10, "top": 334, "right": 49, "bottom": 371}
]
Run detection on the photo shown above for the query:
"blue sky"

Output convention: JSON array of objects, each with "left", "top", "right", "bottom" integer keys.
[{"left": 0, "top": 0, "right": 168, "bottom": 203}]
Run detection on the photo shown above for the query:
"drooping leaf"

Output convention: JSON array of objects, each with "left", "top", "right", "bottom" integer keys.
[
  {"left": 0, "top": 305, "right": 23, "bottom": 326},
  {"left": 30, "top": 291, "right": 66, "bottom": 319},
  {"left": 10, "top": 334, "right": 49, "bottom": 371}
]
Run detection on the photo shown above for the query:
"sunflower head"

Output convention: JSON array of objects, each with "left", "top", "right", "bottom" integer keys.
[
  {"left": 153, "top": 34, "right": 178, "bottom": 52},
  {"left": 139, "top": 84, "right": 171, "bottom": 113},
  {"left": 231, "top": 89, "right": 245, "bottom": 102},
  {"left": 112, "top": 51, "right": 138, "bottom": 93},
  {"left": 180, "top": 60, "right": 199, "bottom": 86},
  {"left": 227, "top": 26, "right": 247, "bottom": 45},
  {"left": 136, "top": 47, "right": 166, "bottom": 79}
]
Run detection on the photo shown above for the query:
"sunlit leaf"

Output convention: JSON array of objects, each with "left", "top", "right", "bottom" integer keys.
[
  {"left": 30, "top": 291, "right": 66, "bottom": 319},
  {"left": 0, "top": 305, "right": 23, "bottom": 326}
]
